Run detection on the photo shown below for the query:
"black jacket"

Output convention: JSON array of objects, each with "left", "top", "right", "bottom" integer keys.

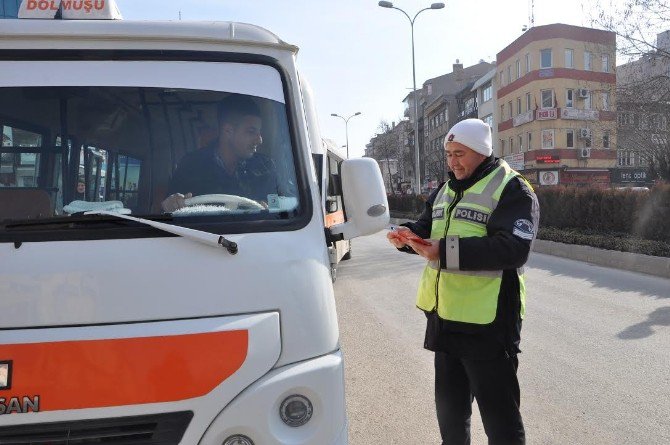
[
  {"left": 401, "top": 156, "right": 540, "bottom": 359},
  {"left": 168, "top": 145, "right": 281, "bottom": 202}
]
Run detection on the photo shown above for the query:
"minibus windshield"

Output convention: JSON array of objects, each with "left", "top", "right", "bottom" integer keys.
[{"left": 0, "top": 62, "right": 302, "bottom": 236}]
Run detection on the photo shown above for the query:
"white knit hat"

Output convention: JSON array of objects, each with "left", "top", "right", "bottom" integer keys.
[{"left": 444, "top": 118, "right": 492, "bottom": 157}]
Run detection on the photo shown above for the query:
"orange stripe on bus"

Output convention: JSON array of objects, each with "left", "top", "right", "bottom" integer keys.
[
  {"left": 325, "top": 210, "right": 345, "bottom": 228},
  {"left": 0, "top": 330, "right": 248, "bottom": 412}
]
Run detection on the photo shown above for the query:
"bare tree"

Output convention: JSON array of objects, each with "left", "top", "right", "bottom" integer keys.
[
  {"left": 423, "top": 141, "right": 446, "bottom": 185},
  {"left": 590, "top": 0, "right": 670, "bottom": 59},
  {"left": 372, "top": 120, "right": 402, "bottom": 193},
  {"left": 590, "top": 0, "right": 670, "bottom": 180},
  {"left": 617, "top": 76, "right": 670, "bottom": 180}
]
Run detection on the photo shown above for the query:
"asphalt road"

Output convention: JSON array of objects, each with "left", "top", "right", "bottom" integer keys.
[{"left": 334, "top": 231, "right": 670, "bottom": 445}]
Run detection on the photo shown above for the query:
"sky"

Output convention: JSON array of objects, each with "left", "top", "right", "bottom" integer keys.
[{"left": 116, "top": 0, "right": 603, "bottom": 158}]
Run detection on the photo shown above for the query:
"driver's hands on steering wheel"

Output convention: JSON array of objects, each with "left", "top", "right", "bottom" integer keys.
[{"left": 162, "top": 192, "right": 192, "bottom": 213}]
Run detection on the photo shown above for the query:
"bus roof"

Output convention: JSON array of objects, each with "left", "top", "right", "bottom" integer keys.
[
  {"left": 322, "top": 138, "right": 347, "bottom": 161},
  {"left": 0, "top": 20, "right": 299, "bottom": 53}
]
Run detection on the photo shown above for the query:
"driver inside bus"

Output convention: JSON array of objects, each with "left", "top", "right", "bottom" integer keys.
[{"left": 161, "top": 94, "right": 281, "bottom": 212}]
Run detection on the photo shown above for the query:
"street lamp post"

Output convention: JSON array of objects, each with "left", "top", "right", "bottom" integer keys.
[
  {"left": 378, "top": 1, "right": 444, "bottom": 194},
  {"left": 330, "top": 112, "right": 362, "bottom": 158}
]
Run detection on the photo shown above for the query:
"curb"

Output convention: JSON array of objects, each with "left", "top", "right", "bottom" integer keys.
[
  {"left": 532, "top": 239, "right": 670, "bottom": 279},
  {"left": 390, "top": 218, "right": 670, "bottom": 279}
]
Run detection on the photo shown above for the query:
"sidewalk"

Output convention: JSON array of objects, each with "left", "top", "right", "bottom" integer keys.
[{"left": 389, "top": 218, "right": 670, "bottom": 279}]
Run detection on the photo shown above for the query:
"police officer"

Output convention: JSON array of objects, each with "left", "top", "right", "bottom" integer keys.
[{"left": 388, "top": 118, "right": 539, "bottom": 445}]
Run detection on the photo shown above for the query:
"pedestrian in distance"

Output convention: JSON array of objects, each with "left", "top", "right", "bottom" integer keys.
[{"left": 387, "top": 118, "right": 539, "bottom": 445}]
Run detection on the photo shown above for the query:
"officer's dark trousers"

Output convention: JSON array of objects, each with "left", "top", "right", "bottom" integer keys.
[{"left": 434, "top": 351, "right": 525, "bottom": 445}]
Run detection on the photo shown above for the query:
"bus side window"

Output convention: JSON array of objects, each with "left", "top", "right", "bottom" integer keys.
[
  {"left": 110, "top": 154, "right": 142, "bottom": 209},
  {"left": 326, "top": 157, "right": 342, "bottom": 214}
]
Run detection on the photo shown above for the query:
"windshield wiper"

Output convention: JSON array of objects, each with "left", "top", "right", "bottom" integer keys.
[
  {"left": 85, "top": 211, "right": 238, "bottom": 254},
  {"left": 4, "top": 213, "right": 173, "bottom": 229}
]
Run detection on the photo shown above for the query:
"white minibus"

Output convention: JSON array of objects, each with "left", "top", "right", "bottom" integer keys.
[{"left": 0, "top": 2, "right": 389, "bottom": 444}]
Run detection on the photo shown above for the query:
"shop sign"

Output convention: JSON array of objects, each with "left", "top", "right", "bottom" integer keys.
[
  {"left": 536, "top": 155, "right": 560, "bottom": 164},
  {"left": 536, "top": 108, "right": 557, "bottom": 120},
  {"left": 539, "top": 170, "right": 559, "bottom": 185},
  {"left": 561, "top": 108, "right": 599, "bottom": 120},
  {"left": 539, "top": 69, "right": 554, "bottom": 78},
  {"left": 611, "top": 169, "right": 651, "bottom": 183},
  {"left": 504, "top": 153, "right": 525, "bottom": 170},
  {"left": 561, "top": 171, "right": 610, "bottom": 184},
  {"left": 513, "top": 110, "right": 534, "bottom": 127}
]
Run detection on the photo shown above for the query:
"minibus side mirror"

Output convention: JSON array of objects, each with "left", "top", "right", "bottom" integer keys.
[{"left": 329, "top": 158, "right": 389, "bottom": 240}]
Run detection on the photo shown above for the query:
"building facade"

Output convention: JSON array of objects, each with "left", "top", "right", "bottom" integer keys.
[
  {"left": 614, "top": 31, "right": 670, "bottom": 186},
  {"left": 473, "top": 68, "right": 498, "bottom": 155},
  {"left": 0, "top": 0, "right": 20, "bottom": 18},
  {"left": 414, "top": 60, "right": 494, "bottom": 191},
  {"left": 496, "top": 24, "right": 617, "bottom": 187},
  {"left": 364, "top": 120, "right": 409, "bottom": 193}
]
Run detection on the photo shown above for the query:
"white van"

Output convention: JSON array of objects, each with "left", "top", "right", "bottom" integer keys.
[{"left": 0, "top": 2, "right": 389, "bottom": 444}]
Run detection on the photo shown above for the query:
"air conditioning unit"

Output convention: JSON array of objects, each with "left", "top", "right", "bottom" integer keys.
[
  {"left": 579, "top": 128, "right": 592, "bottom": 139},
  {"left": 578, "top": 147, "right": 591, "bottom": 158},
  {"left": 577, "top": 88, "right": 589, "bottom": 98}
]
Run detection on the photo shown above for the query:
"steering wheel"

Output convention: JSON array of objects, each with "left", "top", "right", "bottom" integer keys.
[{"left": 184, "top": 194, "right": 265, "bottom": 210}]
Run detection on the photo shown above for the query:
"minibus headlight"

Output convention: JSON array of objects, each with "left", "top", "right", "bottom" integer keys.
[
  {"left": 222, "top": 434, "right": 254, "bottom": 445},
  {"left": 279, "top": 394, "right": 313, "bottom": 427}
]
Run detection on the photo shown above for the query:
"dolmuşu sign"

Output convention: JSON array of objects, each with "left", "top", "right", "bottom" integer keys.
[{"left": 18, "top": 0, "right": 122, "bottom": 19}]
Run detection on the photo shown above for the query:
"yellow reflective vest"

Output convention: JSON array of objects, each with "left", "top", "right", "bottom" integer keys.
[{"left": 416, "top": 160, "right": 529, "bottom": 325}]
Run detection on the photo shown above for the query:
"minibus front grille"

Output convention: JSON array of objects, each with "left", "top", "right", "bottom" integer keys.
[{"left": 0, "top": 411, "right": 193, "bottom": 444}]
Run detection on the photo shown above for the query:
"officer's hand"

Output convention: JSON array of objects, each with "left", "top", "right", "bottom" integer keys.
[
  {"left": 161, "top": 192, "right": 192, "bottom": 213},
  {"left": 387, "top": 226, "right": 411, "bottom": 249},
  {"left": 407, "top": 238, "right": 439, "bottom": 261}
]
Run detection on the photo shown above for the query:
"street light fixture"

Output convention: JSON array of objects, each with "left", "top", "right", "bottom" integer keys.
[
  {"left": 330, "top": 112, "right": 362, "bottom": 158},
  {"left": 378, "top": 1, "right": 445, "bottom": 194}
]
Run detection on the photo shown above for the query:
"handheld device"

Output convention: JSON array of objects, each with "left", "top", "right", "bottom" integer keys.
[{"left": 388, "top": 225, "right": 432, "bottom": 246}]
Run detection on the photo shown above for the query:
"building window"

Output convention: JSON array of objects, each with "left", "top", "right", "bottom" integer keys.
[
  {"left": 516, "top": 59, "right": 521, "bottom": 80},
  {"left": 542, "top": 129, "right": 555, "bottom": 149},
  {"left": 584, "top": 92, "right": 592, "bottom": 109},
  {"left": 566, "top": 89, "right": 574, "bottom": 108},
  {"left": 501, "top": 104, "right": 505, "bottom": 121},
  {"left": 525, "top": 53, "right": 531, "bottom": 73},
  {"left": 483, "top": 114, "right": 493, "bottom": 128},
  {"left": 618, "top": 150, "right": 634, "bottom": 166},
  {"left": 507, "top": 65, "right": 512, "bottom": 84},
  {"left": 540, "top": 49, "right": 552, "bottom": 68},
  {"left": 518, "top": 135, "right": 524, "bottom": 153},
  {"left": 585, "top": 133, "right": 592, "bottom": 148},
  {"left": 526, "top": 92, "right": 532, "bottom": 111},
  {"left": 483, "top": 82, "right": 492, "bottom": 102},
  {"left": 584, "top": 51, "right": 592, "bottom": 71},
  {"left": 510, "top": 137, "right": 514, "bottom": 153},
  {"left": 602, "top": 54, "right": 610, "bottom": 73},
  {"left": 508, "top": 101, "right": 513, "bottom": 118},
  {"left": 527, "top": 132, "right": 532, "bottom": 150},
  {"left": 566, "top": 129, "right": 575, "bottom": 148},
  {"left": 565, "top": 49, "right": 574, "bottom": 68},
  {"left": 500, "top": 139, "right": 506, "bottom": 155},
  {"left": 639, "top": 152, "right": 648, "bottom": 166},
  {"left": 602, "top": 91, "right": 610, "bottom": 111},
  {"left": 426, "top": 83, "right": 433, "bottom": 95},
  {"left": 541, "top": 89, "right": 554, "bottom": 108},
  {"left": 517, "top": 97, "right": 522, "bottom": 115},
  {"left": 603, "top": 131, "right": 610, "bottom": 148},
  {"left": 499, "top": 71, "right": 504, "bottom": 87}
]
